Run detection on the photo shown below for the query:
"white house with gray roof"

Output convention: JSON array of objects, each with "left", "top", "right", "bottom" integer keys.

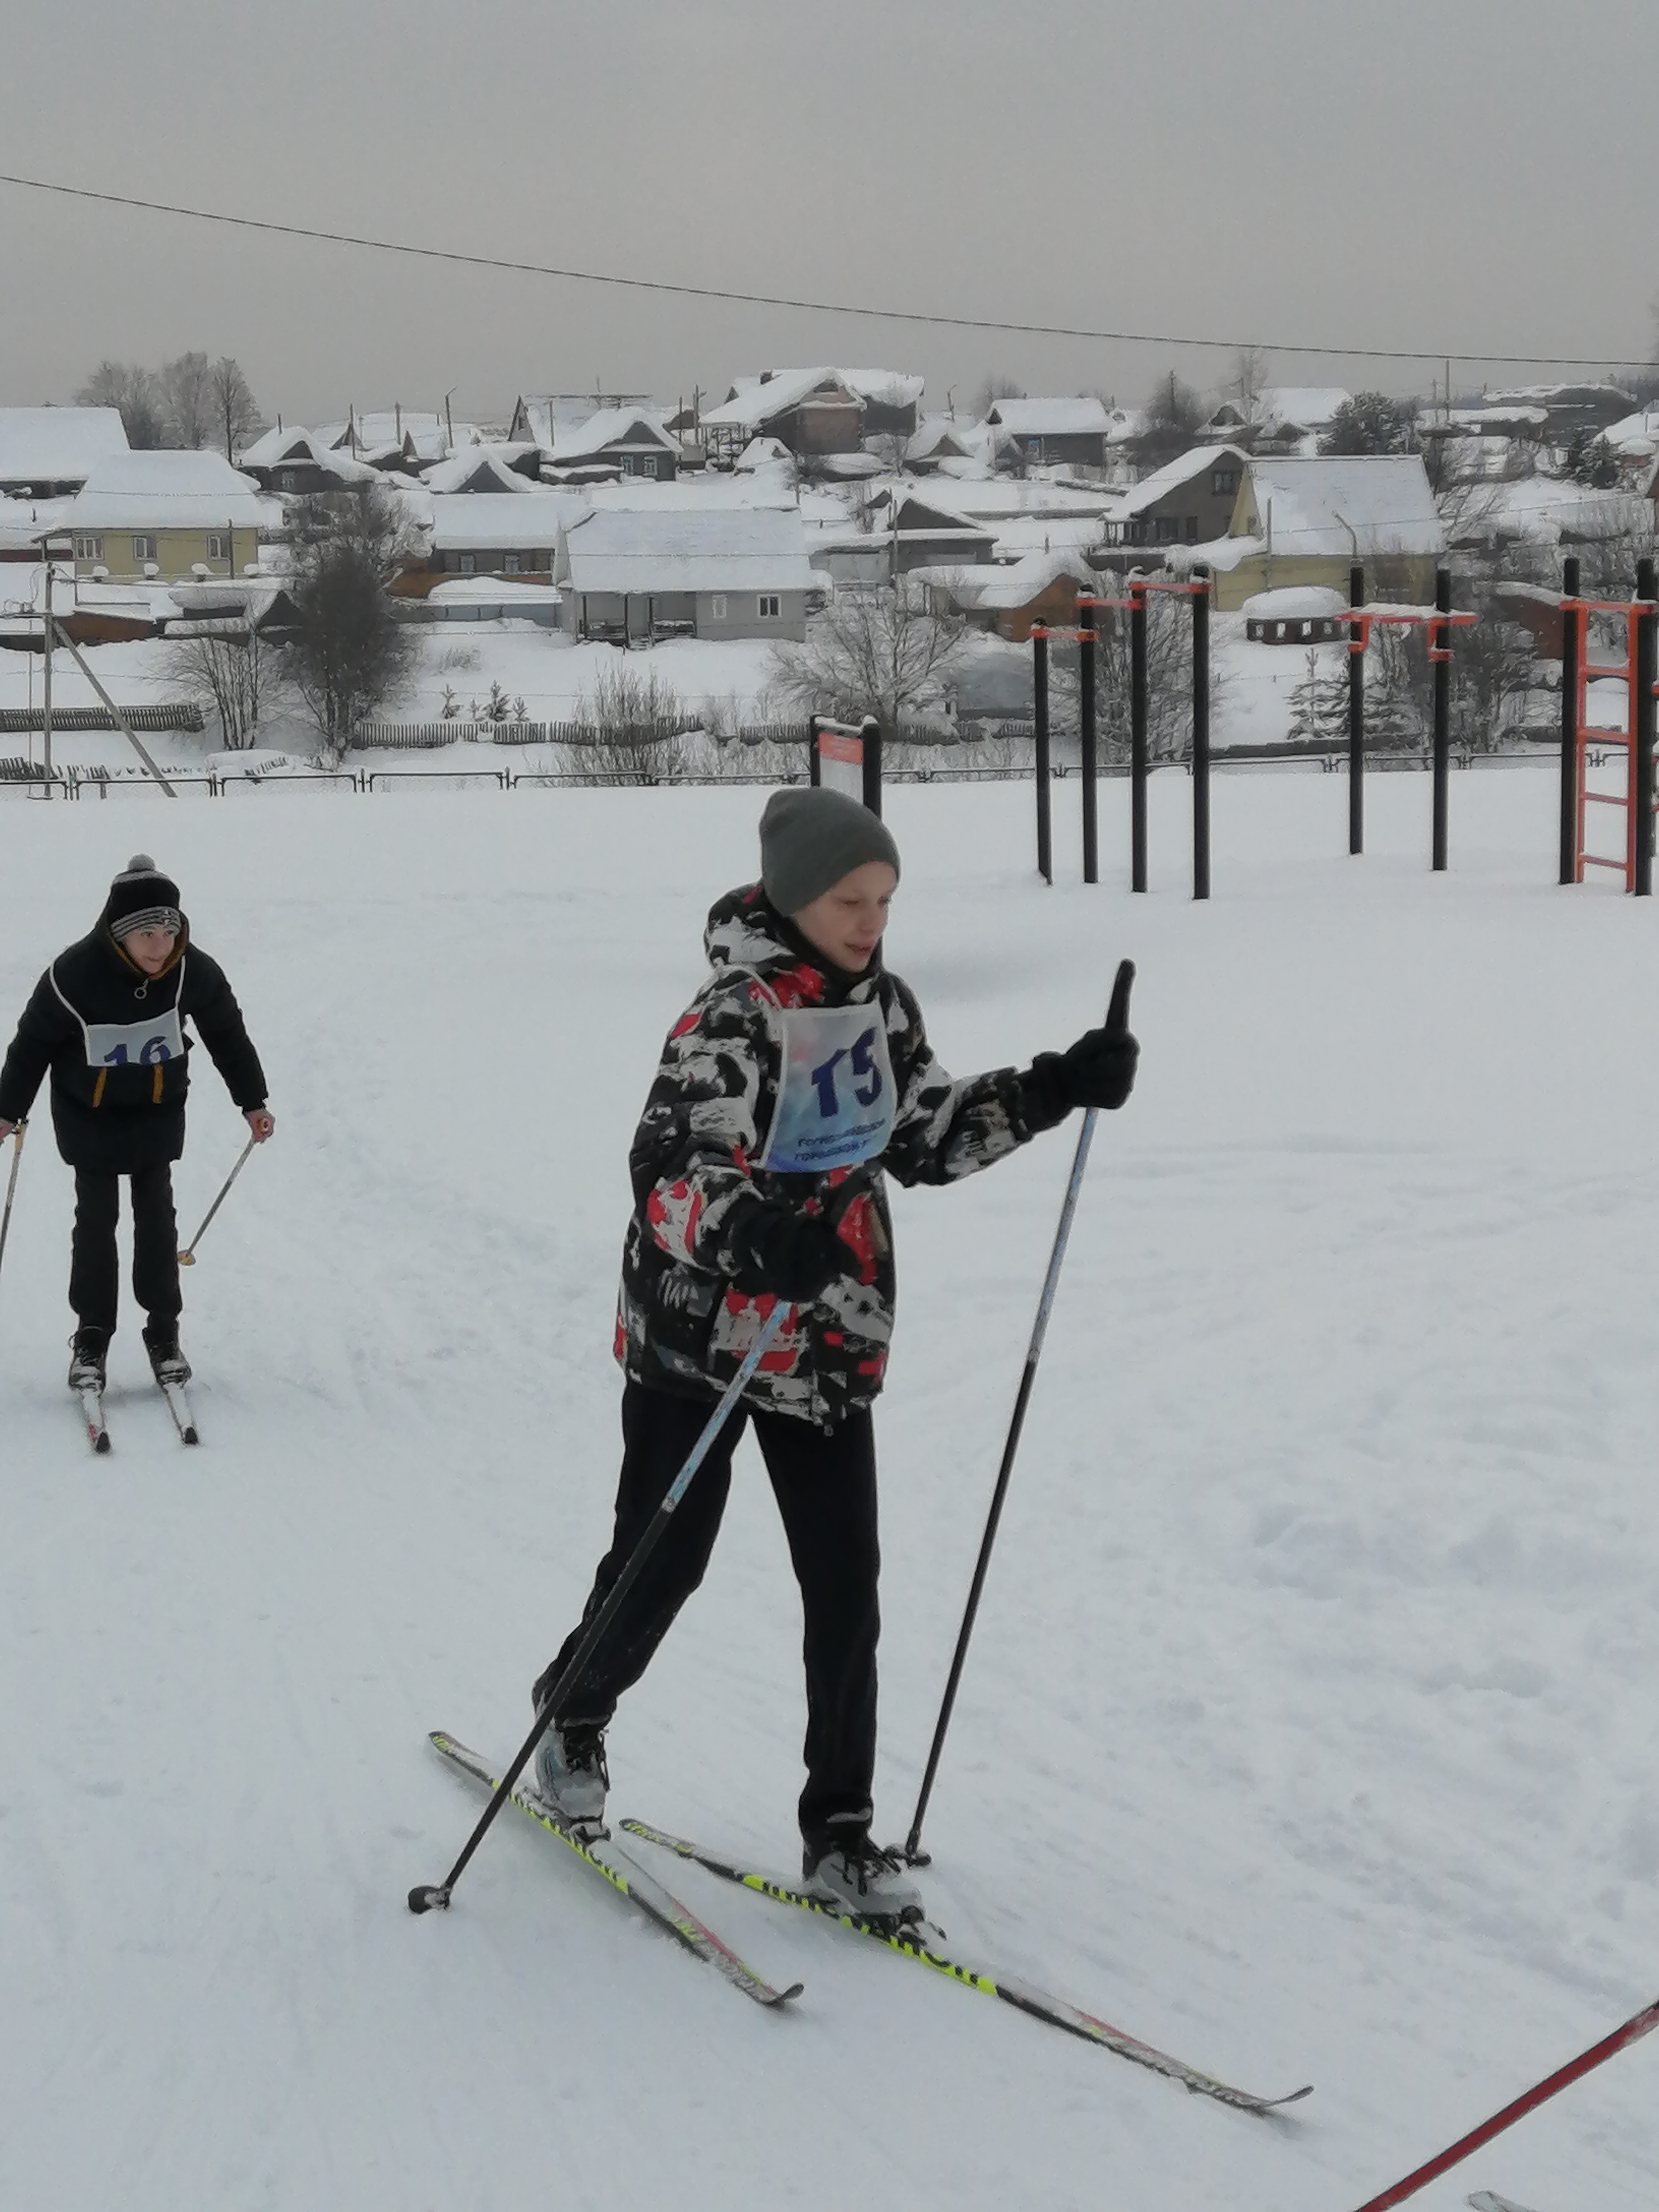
[{"left": 555, "top": 506, "right": 818, "bottom": 643}]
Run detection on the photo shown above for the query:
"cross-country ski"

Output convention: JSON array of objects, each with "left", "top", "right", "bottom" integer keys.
[
  {"left": 428, "top": 1732, "right": 802, "bottom": 2008},
  {"left": 624, "top": 1817, "right": 1312, "bottom": 2114}
]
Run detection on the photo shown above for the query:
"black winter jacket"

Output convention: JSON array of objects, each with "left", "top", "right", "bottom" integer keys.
[
  {"left": 0, "top": 924, "right": 268, "bottom": 1173},
  {"left": 615, "top": 886, "right": 1054, "bottom": 1426}
]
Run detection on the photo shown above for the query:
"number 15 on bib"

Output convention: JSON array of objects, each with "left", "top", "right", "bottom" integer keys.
[{"left": 758, "top": 1006, "right": 896, "bottom": 1174}]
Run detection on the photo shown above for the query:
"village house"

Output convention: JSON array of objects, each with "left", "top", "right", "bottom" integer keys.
[
  {"left": 235, "top": 425, "right": 383, "bottom": 494},
  {"left": 542, "top": 407, "right": 682, "bottom": 485},
  {"left": 405, "top": 489, "right": 580, "bottom": 595},
  {"left": 555, "top": 506, "right": 818, "bottom": 644},
  {"left": 880, "top": 491, "right": 999, "bottom": 575},
  {"left": 984, "top": 396, "right": 1111, "bottom": 469},
  {"left": 1104, "top": 444, "right": 1248, "bottom": 551},
  {"left": 57, "top": 450, "right": 273, "bottom": 584},
  {"left": 510, "top": 394, "right": 653, "bottom": 450},
  {"left": 918, "top": 547, "right": 1096, "bottom": 643},
  {"left": 843, "top": 371, "right": 925, "bottom": 440},
  {"left": 1202, "top": 452, "right": 1444, "bottom": 612},
  {"left": 419, "top": 447, "right": 542, "bottom": 495},
  {"left": 0, "top": 406, "right": 129, "bottom": 498},
  {"left": 699, "top": 369, "right": 866, "bottom": 464}
]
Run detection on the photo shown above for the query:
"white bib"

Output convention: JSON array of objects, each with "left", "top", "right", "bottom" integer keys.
[
  {"left": 759, "top": 1003, "right": 895, "bottom": 1175},
  {"left": 84, "top": 1006, "right": 186, "bottom": 1070}
]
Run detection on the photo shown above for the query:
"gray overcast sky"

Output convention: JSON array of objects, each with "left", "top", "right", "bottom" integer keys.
[{"left": 2, "top": 0, "right": 1656, "bottom": 428}]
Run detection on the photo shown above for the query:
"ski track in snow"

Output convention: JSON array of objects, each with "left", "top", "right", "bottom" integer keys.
[{"left": 1, "top": 769, "right": 1656, "bottom": 2211}]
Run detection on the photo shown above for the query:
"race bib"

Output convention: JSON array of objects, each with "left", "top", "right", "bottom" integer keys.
[
  {"left": 84, "top": 1007, "right": 186, "bottom": 1070},
  {"left": 759, "top": 1004, "right": 895, "bottom": 1174}
]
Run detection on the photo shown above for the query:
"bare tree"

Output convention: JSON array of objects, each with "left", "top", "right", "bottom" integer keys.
[
  {"left": 76, "top": 360, "right": 169, "bottom": 448},
  {"left": 164, "top": 620, "right": 285, "bottom": 751},
  {"left": 1137, "top": 371, "right": 1207, "bottom": 469},
  {"left": 1230, "top": 347, "right": 1269, "bottom": 419},
  {"left": 159, "top": 351, "right": 215, "bottom": 449},
  {"left": 1049, "top": 591, "right": 1222, "bottom": 761},
  {"left": 280, "top": 485, "right": 423, "bottom": 761},
  {"left": 207, "top": 357, "right": 261, "bottom": 460},
  {"left": 768, "top": 586, "right": 969, "bottom": 742},
  {"left": 568, "top": 662, "right": 693, "bottom": 781},
  {"left": 973, "top": 373, "right": 1025, "bottom": 419}
]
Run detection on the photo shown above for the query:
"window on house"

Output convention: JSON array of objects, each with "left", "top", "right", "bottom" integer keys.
[
  {"left": 642, "top": 454, "right": 658, "bottom": 479},
  {"left": 73, "top": 535, "right": 104, "bottom": 562},
  {"left": 1211, "top": 467, "right": 1240, "bottom": 496},
  {"left": 206, "top": 534, "right": 228, "bottom": 561},
  {"left": 279, "top": 468, "right": 297, "bottom": 492},
  {"left": 460, "top": 553, "right": 476, "bottom": 575},
  {"left": 757, "top": 595, "right": 780, "bottom": 620},
  {"left": 1185, "top": 516, "right": 1199, "bottom": 542},
  {"left": 711, "top": 594, "right": 728, "bottom": 620},
  {"left": 132, "top": 535, "right": 157, "bottom": 564},
  {"left": 504, "top": 552, "right": 522, "bottom": 574},
  {"left": 1154, "top": 517, "right": 1180, "bottom": 544},
  {"left": 620, "top": 455, "right": 637, "bottom": 477}
]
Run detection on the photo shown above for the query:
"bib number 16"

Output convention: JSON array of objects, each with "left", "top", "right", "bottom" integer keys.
[{"left": 103, "top": 1035, "right": 173, "bottom": 1066}]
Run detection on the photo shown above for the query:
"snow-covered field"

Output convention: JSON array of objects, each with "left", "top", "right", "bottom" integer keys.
[{"left": 2, "top": 767, "right": 1656, "bottom": 2212}]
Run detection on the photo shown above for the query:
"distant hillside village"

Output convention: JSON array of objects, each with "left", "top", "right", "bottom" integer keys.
[{"left": 1, "top": 365, "right": 1655, "bottom": 726}]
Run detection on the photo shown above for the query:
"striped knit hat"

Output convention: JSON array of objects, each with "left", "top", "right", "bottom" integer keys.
[{"left": 104, "top": 855, "right": 183, "bottom": 943}]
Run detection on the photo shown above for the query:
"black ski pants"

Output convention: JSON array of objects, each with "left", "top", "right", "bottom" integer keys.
[
  {"left": 536, "top": 1379, "right": 881, "bottom": 1847},
  {"left": 70, "top": 1163, "right": 181, "bottom": 1333}
]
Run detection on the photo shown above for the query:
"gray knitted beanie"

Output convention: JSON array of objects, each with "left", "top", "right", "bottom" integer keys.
[
  {"left": 104, "top": 853, "right": 183, "bottom": 941},
  {"left": 759, "top": 788, "right": 901, "bottom": 916}
]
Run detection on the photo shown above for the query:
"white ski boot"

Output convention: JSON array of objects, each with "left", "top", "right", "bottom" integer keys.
[
  {"left": 142, "top": 1321, "right": 191, "bottom": 1386},
  {"left": 803, "top": 1830, "right": 924, "bottom": 1921},
  {"left": 533, "top": 1720, "right": 609, "bottom": 1830},
  {"left": 67, "top": 1325, "right": 110, "bottom": 1392}
]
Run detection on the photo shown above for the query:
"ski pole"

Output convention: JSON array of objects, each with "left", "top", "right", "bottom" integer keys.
[
  {"left": 900, "top": 958, "right": 1134, "bottom": 1867},
  {"left": 178, "top": 1133, "right": 259, "bottom": 1265},
  {"left": 409, "top": 1298, "right": 790, "bottom": 1915},
  {"left": 1349, "top": 1991, "right": 1659, "bottom": 2211},
  {"left": 0, "top": 1120, "right": 26, "bottom": 1285}
]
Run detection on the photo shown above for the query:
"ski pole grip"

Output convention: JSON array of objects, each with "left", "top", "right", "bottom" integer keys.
[{"left": 1104, "top": 959, "right": 1136, "bottom": 1036}]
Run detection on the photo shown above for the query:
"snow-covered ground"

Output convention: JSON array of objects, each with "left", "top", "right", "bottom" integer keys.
[{"left": 2, "top": 768, "right": 1656, "bottom": 2211}]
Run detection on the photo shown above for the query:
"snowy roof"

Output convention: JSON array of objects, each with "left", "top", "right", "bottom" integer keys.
[
  {"left": 1442, "top": 477, "right": 1651, "bottom": 549},
  {"left": 60, "top": 450, "right": 270, "bottom": 531},
  {"left": 0, "top": 406, "right": 129, "bottom": 484},
  {"left": 923, "top": 547, "right": 1095, "bottom": 609},
  {"left": 1104, "top": 406, "right": 1148, "bottom": 446},
  {"left": 586, "top": 478, "right": 796, "bottom": 514},
  {"left": 1115, "top": 443, "right": 1248, "bottom": 519},
  {"left": 421, "top": 447, "right": 537, "bottom": 495},
  {"left": 905, "top": 416, "right": 976, "bottom": 463},
  {"left": 701, "top": 369, "right": 862, "bottom": 432},
  {"left": 427, "top": 575, "right": 561, "bottom": 605},
  {"left": 237, "top": 424, "right": 323, "bottom": 468},
  {"left": 889, "top": 492, "right": 999, "bottom": 542},
  {"left": 840, "top": 371, "right": 925, "bottom": 407},
  {"left": 1240, "top": 585, "right": 1348, "bottom": 619},
  {"left": 1255, "top": 387, "right": 1351, "bottom": 434},
  {"left": 425, "top": 491, "right": 584, "bottom": 550},
  {"left": 551, "top": 408, "right": 678, "bottom": 464},
  {"left": 512, "top": 395, "right": 655, "bottom": 450},
  {"left": 559, "top": 506, "right": 817, "bottom": 595},
  {"left": 314, "top": 413, "right": 481, "bottom": 457},
  {"left": 1414, "top": 405, "right": 1550, "bottom": 436},
  {"left": 1603, "top": 406, "right": 1659, "bottom": 458},
  {"left": 984, "top": 397, "right": 1110, "bottom": 438},
  {"left": 1483, "top": 382, "right": 1635, "bottom": 408},
  {"left": 1238, "top": 455, "right": 1444, "bottom": 557},
  {"left": 902, "top": 478, "right": 1115, "bottom": 521}
]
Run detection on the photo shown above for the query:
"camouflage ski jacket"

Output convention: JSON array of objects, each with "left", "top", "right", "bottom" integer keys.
[{"left": 615, "top": 884, "right": 1045, "bottom": 1425}]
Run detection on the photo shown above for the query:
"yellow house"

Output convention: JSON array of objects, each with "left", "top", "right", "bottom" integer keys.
[
  {"left": 1206, "top": 453, "right": 1444, "bottom": 612},
  {"left": 60, "top": 450, "right": 270, "bottom": 584}
]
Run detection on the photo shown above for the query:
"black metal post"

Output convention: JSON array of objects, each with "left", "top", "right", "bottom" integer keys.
[
  {"left": 808, "top": 712, "right": 822, "bottom": 787},
  {"left": 1079, "top": 613, "right": 1098, "bottom": 884},
  {"left": 860, "top": 714, "right": 882, "bottom": 817},
  {"left": 1348, "top": 561, "right": 1365, "bottom": 855},
  {"left": 1432, "top": 566, "right": 1451, "bottom": 871},
  {"left": 1130, "top": 578, "right": 1148, "bottom": 892},
  {"left": 1033, "top": 630, "right": 1052, "bottom": 884},
  {"left": 1559, "top": 556, "right": 1580, "bottom": 885},
  {"left": 1191, "top": 568, "right": 1210, "bottom": 900},
  {"left": 1635, "top": 556, "right": 1657, "bottom": 898}
]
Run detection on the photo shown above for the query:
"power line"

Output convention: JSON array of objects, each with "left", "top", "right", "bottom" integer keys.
[{"left": 0, "top": 170, "right": 1652, "bottom": 375}]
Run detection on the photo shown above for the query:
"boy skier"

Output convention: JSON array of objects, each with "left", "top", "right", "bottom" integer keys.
[
  {"left": 0, "top": 853, "right": 273, "bottom": 1394},
  {"left": 531, "top": 787, "right": 1137, "bottom": 1915}
]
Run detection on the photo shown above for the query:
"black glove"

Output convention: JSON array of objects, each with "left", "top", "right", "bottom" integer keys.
[
  {"left": 1019, "top": 1022, "right": 1139, "bottom": 1127},
  {"left": 724, "top": 1197, "right": 861, "bottom": 1303}
]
